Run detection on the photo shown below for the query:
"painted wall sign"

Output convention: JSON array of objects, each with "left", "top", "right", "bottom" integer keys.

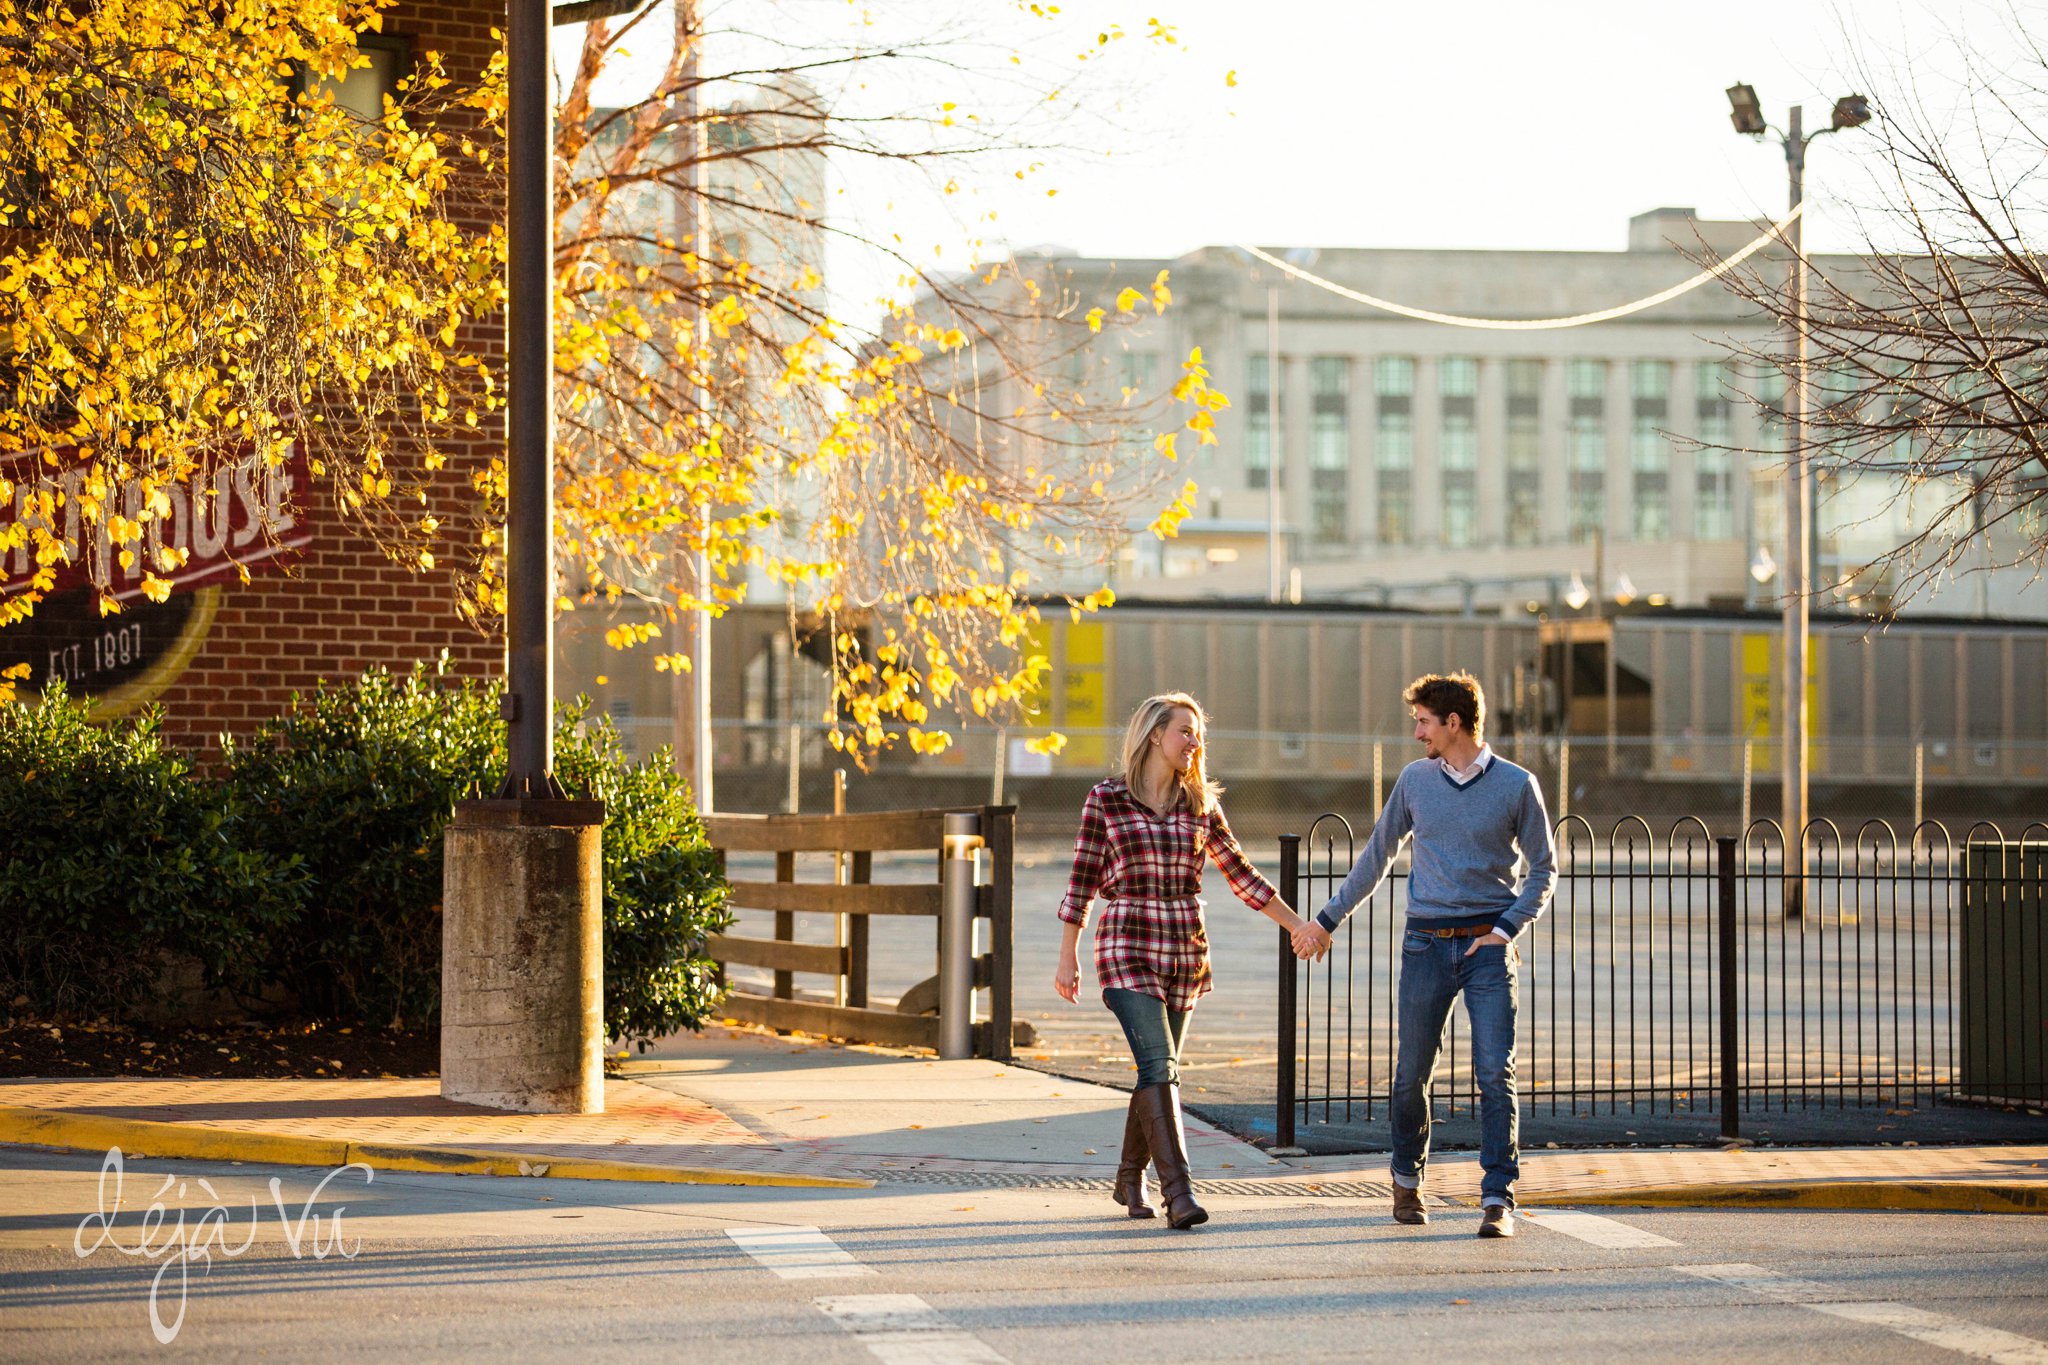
[
  {"left": 0, "top": 585, "right": 220, "bottom": 713},
  {"left": 0, "top": 445, "right": 308, "bottom": 710},
  {"left": 1, "top": 445, "right": 312, "bottom": 603}
]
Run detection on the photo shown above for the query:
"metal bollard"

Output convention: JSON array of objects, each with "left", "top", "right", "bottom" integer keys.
[
  {"left": 1275, "top": 834, "right": 1301, "bottom": 1150},
  {"left": 939, "top": 811, "right": 983, "bottom": 1059},
  {"left": 1716, "top": 835, "right": 1740, "bottom": 1141}
]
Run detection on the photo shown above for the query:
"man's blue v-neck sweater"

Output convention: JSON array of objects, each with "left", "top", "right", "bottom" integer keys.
[{"left": 1313, "top": 755, "right": 1557, "bottom": 940}]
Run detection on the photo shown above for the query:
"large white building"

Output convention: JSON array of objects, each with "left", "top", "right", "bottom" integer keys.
[{"left": 993, "top": 209, "right": 2043, "bottom": 620}]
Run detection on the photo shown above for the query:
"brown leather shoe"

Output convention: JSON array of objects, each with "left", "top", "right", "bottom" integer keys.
[
  {"left": 1133, "top": 1083, "right": 1208, "bottom": 1229},
  {"left": 1391, "top": 1184, "right": 1428, "bottom": 1225},
  {"left": 1112, "top": 1092, "right": 1156, "bottom": 1218},
  {"left": 1478, "top": 1206, "right": 1515, "bottom": 1238}
]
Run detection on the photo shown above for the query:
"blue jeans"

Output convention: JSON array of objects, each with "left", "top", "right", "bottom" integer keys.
[
  {"left": 1102, "top": 988, "right": 1191, "bottom": 1088},
  {"left": 1391, "top": 928, "right": 1521, "bottom": 1208}
]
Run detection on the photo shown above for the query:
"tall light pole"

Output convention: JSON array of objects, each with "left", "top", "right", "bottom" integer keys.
[
  {"left": 1726, "top": 83, "right": 1869, "bottom": 916},
  {"left": 671, "top": 0, "right": 715, "bottom": 812},
  {"left": 501, "top": 0, "right": 560, "bottom": 798},
  {"left": 1265, "top": 283, "right": 1284, "bottom": 603},
  {"left": 441, "top": 0, "right": 605, "bottom": 1117}
]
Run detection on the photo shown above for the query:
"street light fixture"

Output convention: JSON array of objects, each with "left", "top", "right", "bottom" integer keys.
[
  {"left": 1563, "top": 572, "right": 1591, "bottom": 612},
  {"left": 1726, "top": 82, "right": 1767, "bottom": 136},
  {"left": 1750, "top": 544, "right": 1778, "bottom": 585},
  {"left": 1728, "top": 81, "right": 1869, "bottom": 917}
]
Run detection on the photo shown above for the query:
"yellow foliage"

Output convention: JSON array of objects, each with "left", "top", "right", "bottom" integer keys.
[
  {"left": 0, "top": 0, "right": 500, "bottom": 631},
  {"left": 0, "top": 0, "right": 1225, "bottom": 770}
]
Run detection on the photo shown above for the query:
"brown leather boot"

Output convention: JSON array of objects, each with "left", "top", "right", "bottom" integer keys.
[
  {"left": 1113, "top": 1092, "right": 1156, "bottom": 1218},
  {"left": 1133, "top": 1083, "right": 1208, "bottom": 1229},
  {"left": 1392, "top": 1184, "right": 1429, "bottom": 1225}
]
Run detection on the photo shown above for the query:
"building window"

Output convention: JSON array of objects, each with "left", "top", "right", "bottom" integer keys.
[
  {"left": 1506, "top": 358, "right": 1542, "bottom": 546},
  {"left": 1115, "top": 350, "right": 1165, "bottom": 462},
  {"left": 1630, "top": 360, "right": 1671, "bottom": 540},
  {"left": 1245, "top": 353, "right": 1272, "bottom": 489},
  {"left": 1375, "top": 356, "right": 1414, "bottom": 545},
  {"left": 1310, "top": 356, "right": 1349, "bottom": 544},
  {"left": 296, "top": 34, "right": 410, "bottom": 123},
  {"left": 1567, "top": 359, "right": 1606, "bottom": 543},
  {"left": 1695, "top": 360, "right": 1735, "bottom": 539},
  {"left": 1440, "top": 356, "right": 1478, "bottom": 548},
  {"left": 1120, "top": 350, "right": 1159, "bottom": 398}
]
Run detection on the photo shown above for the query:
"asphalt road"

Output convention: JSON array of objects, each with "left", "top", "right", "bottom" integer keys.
[{"left": 5, "top": 1148, "right": 2046, "bottom": 1361}]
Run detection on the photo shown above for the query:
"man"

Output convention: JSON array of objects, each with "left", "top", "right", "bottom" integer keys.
[{"left": 1293, "top": 671, "right": 1555, "bottom": 1238}]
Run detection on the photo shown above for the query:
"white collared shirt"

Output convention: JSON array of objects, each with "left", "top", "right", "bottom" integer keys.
[{"left": 1440, "top": 743, "right": 1494, "bottom": 786}]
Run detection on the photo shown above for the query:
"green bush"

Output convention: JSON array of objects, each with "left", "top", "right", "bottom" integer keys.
[
  {"left": 1, "top": 659, "right": 730, "bottom": 1047},
  {"left": 220, "top": 660, "right": 504, "bottom": 1028},
  {"left": 558, "top": 711, "right": 730, "bottom": 1048},
  {"left": 0, "top": 686, "right": 301, "bottom": 1019},
  {"left": 219, "top": 657, "right": 729, "bottom": 1043}
]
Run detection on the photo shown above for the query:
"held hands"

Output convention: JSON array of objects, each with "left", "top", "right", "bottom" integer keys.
[
  {"left": 1053, "top": 953, "right": 1081, "bottom": 1004},
  {"left": 1290, "top": 919, "right": 1332, "bottom": 962}
]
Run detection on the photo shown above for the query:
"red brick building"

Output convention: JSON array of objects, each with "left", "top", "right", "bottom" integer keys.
[{"left": 1, "top": 1, "right": 508, "bottom": 754}]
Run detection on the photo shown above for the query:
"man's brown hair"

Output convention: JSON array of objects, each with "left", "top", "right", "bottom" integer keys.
[{"left": 1405, "top": 671, "right": 1485, "bottom": 739}]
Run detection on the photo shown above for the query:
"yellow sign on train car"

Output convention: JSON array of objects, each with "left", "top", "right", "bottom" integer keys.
[
  {"left": 1739, "top": 631, "right": 1823, "bottom": 755},
  {"left": 1063, "top": 620, "right": 1108, "bottom": 767}
]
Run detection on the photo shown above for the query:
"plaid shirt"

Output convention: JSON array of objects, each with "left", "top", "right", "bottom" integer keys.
[{"left": 1059, "top": 778, "right": 1277, "bottom": 1010}]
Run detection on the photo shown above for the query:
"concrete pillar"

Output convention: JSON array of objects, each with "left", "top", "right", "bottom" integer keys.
[
  {"left": 1606, "top": 360, "right": 1633, "bottom": 547},
  {"left": 1412, "top": 355, "right": 1442, "bottom": 545},
  {"left": 1283, "top": 348, "right": 1314, "bottom": 562},
  {"left": 1539, "top": 357, "right": 1569, "bottom": 543},
  {"left": 442, "top": 798, "right": 606, "bottom": 1113},
  {"left": 1355, "top": 349, "right": 1379, "bottom": 549},
  {"left": 1670, "top": 358, "right": 1699, "bottom": 540},
  {"left": 1476, "top": 356, "right": 1507, "bottom": 547}
]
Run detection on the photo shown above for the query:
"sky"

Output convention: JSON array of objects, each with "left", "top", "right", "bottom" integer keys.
[
  {"left": 922, "top": 0, "right": 1997, "bottom": 260},
  {"left": 568, "top": 0, "right": 2012, "bottom": 315}
]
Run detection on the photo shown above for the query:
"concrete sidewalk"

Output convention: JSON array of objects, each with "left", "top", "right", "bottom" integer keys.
[{"left": 3, "top": 1025, "right": 2044, "bottom": 1211}]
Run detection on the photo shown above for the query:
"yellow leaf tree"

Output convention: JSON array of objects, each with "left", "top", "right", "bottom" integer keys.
[
  {"left": 0, "top": 0, "right": 503, "bottom": 700},
  {"left": 1, "top": 0, "right": 1227, "bottom": 750},
  {"left": 546, "top": 1, "right": 1228, "bottom": 757}
]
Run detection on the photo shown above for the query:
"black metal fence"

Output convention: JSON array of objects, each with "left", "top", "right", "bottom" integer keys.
[{"left": 1276, "top": 817, "right": 2048, "bottom": 1145}]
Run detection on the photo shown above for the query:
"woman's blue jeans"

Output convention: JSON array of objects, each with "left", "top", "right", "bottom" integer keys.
[
  {"left": 1103, "top": 987, "right": 1191, "bottom": 1088},
  {"left": 1391, "top": 928, "right": 1522, "bottom": 1208}
]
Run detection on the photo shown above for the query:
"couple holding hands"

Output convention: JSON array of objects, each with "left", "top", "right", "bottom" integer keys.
[{"left": 1054, "top": 672, "right": 1557, "bottom": 1236}]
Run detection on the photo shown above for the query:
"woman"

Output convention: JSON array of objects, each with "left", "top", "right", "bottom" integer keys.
[{"left": 1055, "top": 693, "right": 1310, "bottom": 1230}]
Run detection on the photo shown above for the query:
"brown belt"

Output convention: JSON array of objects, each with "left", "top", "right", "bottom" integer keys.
[{"left": 1418, "top": 924, "right": 1498, "bottom": 938}]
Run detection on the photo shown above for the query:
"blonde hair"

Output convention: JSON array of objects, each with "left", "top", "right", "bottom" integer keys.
[{"left": 1118, "top": 692, "right": 1223, "bottom": 818}]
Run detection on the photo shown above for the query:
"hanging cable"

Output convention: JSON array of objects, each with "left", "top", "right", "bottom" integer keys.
[{"left": 1235, "top": 202, "right": 1804, "bottom": 331}]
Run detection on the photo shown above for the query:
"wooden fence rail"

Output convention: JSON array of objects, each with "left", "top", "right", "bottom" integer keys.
[{"left": 703, "top": 805, "right": 1016, "bottom": 1059}]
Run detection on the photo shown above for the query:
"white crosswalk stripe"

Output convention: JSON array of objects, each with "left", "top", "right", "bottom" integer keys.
[
  {"left": 724, "top": 1225, "right": 873, "bottom": 1280},
  {"left": 1679, "top": 1263, "right": 2048, "bottom": 1364},
  {"left": 815, "top": 1293, "right": 1013, "bottom": 1365},
  {"left": 1516, "top": 1209, "right": 1680, "bottom": 1248}
]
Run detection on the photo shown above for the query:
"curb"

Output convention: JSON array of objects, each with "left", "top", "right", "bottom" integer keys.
[
  {"left": 1519, "top": 1180, "right": 2048, "bottom": 1215},
  {"left": 0, "top": 1106, "right": 872, "bottom": 1191}
]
